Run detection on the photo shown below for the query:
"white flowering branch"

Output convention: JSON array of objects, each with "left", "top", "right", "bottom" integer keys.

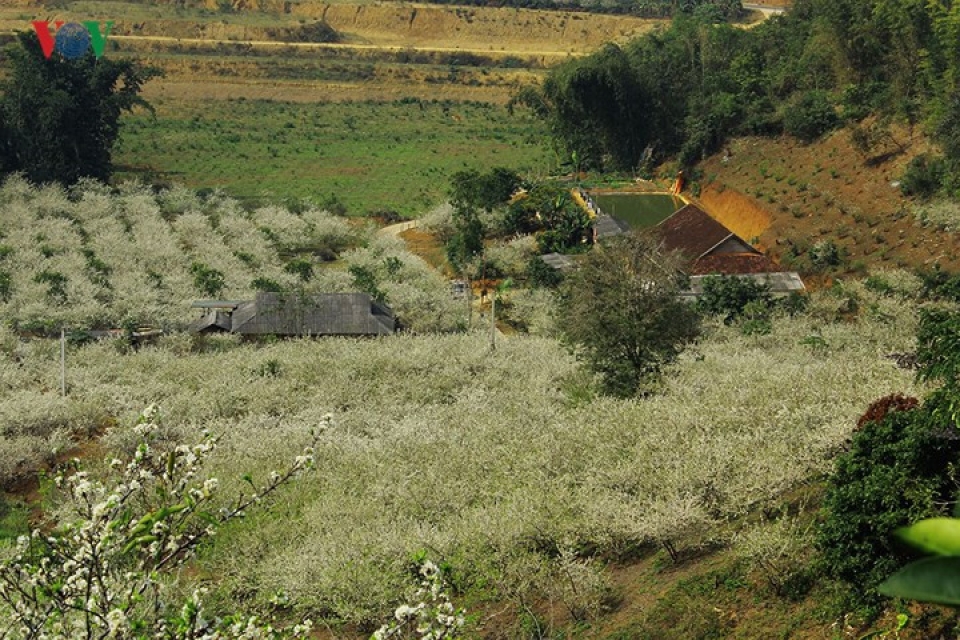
[
  {"left": 372, "top": 561, "right": 465, "bottom": 640},
  {"left": 0, "top": 405, "right": 325, "bottom": 640}
]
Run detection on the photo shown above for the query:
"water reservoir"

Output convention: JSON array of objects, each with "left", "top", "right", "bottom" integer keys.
[{"left": 591, "top": 193, "right": 684, "bottom": 229}]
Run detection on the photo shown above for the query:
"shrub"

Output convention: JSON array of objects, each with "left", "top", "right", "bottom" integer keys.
[
  {"left": 913, "top": 200, "right": 960, "bottom": 231},
  {"left": 190, "top": 262, "right": 226, "bottom": 298},
  {"left": 526, "top": 255, "right": 563, "bottom": 288},
  {"left": 782, "top": 91, "right": 840, "bottom": 143},
  {"left": 917, "top": 266, "right": 960, "bottom": 302},
  {"left": 808, "top": 240, "right": 842, "bottom": 272},
  {"left": 900, "top": 154, "right": 947, "bottom": 199},
  {"left": 696, "top": 275, "right": 772, "bottom": 323},
  {"left": 816, "top": 392, "right": 960, "bottom": 603},
  {"left": 284, "top": 258, "right": 314, "bottom": 282},
  {"left": 252, "top": 277, "right": 283, "bottom": 293}
]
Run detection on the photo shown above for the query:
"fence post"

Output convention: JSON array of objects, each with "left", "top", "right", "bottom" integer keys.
[{"left": 60, "top": 328, "right": 66, "bottom": 397}]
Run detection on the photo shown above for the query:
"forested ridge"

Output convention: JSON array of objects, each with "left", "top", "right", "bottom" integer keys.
[{"left": 522, "top": 0, "right": 960, "bottom": 195}]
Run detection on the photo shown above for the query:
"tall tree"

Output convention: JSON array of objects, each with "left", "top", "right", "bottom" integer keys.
[
  {"left": 557, "top": 232, "right": 700, "bottom": 397},
  {"left": 0, "top": 30, "right": 159, "bottom": 185},
  {"left": 540, "top": 44, "right": 649, "bottom": 171}
]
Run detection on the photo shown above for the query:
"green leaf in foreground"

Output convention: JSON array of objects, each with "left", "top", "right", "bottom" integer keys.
[
  {"left": 879, "top": 557, "right": 960, "bottom": 605},
  {"left": 896, "top": 518, "right": 960, "bottom": 555}
]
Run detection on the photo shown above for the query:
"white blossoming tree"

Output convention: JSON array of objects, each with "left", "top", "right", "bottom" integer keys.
[
  {"left": 0, "top": 405, "right": 320, "bottom": 639},
  {"left": 372, "top": 560, "right": 465, "bottom": 640}
]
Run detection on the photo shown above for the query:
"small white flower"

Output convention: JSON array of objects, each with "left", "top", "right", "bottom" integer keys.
[
  {"left": 394, "top": 604, "right": 416, "bottom": 620},
  {"left": 106, "top": 609, "right": 127, "bottom": 636}
]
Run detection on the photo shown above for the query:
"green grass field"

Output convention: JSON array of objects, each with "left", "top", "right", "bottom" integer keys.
[{"left": 115, "top": 98, "right": 552, "bottom": 216}]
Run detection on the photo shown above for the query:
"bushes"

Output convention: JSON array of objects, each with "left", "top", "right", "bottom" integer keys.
[
  {"left": 816, "top": 392, "right": 960, "bottom": 602},
  {"left": 782, "top": 91, "right": 840, "bottom": 143},
  {"left": 808, "top": 240, "right": 843, "bottom": 272},
  {"left": 696, "top": 275, "right": 772, "bottom": 322},
  {"left": 190, "top": 262, "right": 226, "bottom": 298},
  {"left": 900, "top": 154, "right": 947, "bottom": 199},
  {"left": 818, "top": 310, "right": 960, "bottom": 603}
]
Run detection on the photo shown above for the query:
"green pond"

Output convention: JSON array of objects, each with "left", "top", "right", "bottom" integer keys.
[{"left": 591, "top": 193, "right": 684, "bottom": 229}]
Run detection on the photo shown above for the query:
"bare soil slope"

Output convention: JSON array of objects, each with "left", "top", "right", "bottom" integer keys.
[
  {"left": 695, "top": 124, "right": 960, "bottom": 275},
  {"left": 0, "top": 2, "right": 662, "bottom": 54}
]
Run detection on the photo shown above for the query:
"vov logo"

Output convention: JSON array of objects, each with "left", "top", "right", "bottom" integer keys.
[{"left": 31, "top": 21, "right": 114, "bottom": 60}]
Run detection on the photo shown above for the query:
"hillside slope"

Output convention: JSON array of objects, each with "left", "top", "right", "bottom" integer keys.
[{"left": 693, "top": 124, "right": 960, "bottom": 277}]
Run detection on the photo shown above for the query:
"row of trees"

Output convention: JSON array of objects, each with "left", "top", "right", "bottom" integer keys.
[
  {"left": 408, "top": 0, "right": 742, "bottom": 19},
  {"left": 519, "top": 0, "right": 960, "bottom": 186}
]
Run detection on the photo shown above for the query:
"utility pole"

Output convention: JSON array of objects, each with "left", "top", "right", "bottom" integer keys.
[
  {"left": 490, "top": 294, "right": 496, "bottom": 351},
  {"left": 60, "top": 328, "right": 66, "bottom": 397}
]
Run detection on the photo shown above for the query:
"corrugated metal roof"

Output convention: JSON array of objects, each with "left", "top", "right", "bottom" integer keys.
[
  {"left": 540, "top": 253, "right": 578, "bottom": 271},
  {"left": 681, "top": 272, "right": 806, "bottom": 298},
  {"left": 191, "top": 292, "right": 395, "bottom": 336},
  {"left": 594, "top": 214, "right": 629, "bottom": 239}
]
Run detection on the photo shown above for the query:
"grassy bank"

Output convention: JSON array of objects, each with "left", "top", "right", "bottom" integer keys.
[{"left": 115, "top": 99, "right": 551, "bottom": 216}]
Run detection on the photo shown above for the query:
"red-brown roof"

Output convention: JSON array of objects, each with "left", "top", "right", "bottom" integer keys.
[
  {"left": 654, "top": 204, "right": 734, "bottom": 260},
  {"left": 691, "top": 253, "right": 780, "bottom": 276}
]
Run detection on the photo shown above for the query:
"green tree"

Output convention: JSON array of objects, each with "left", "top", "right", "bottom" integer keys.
[
  {"left": 349, "top": 264, "right": 387, "bottom": 304},
  {"left": 190, "top": 262, "right": 225, "bottom": 298},
  {"left": 0, "top": 30, "right": 159, "bottom": 185},
  {"left": 696, "top": 274, "right": 772, "bottom": 323},
  {"left": 450, "top": 167, "right": 521, "bottom": 212},
  {"left": 284, "top": 258, "right": 314, "bottom": 282},
  {"left": 445, "top": 205, "right": 484, "bottom": 272},
  {"left": 557, "top": 232, "right": 700, "bottom": 397},
  {"left": 782, "top": 90, "right": 840, "bottom": 142},
  {"left": 818, "top": 311, "right": 960, "bottom": 604},
  {"left": 540, "top": 44, "right": 648, "bottom": 171}
]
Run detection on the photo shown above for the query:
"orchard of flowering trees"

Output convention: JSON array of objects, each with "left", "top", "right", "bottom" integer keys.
[
  {"left": 0, "top": 177, "right": 464, "bottom": 334},
  {"left": 0, "top": 269, "right": 925, "bottom": 633}
]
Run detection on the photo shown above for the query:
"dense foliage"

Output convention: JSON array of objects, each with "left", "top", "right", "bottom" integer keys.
[
  {"left": 696, "top": 274, "right": 772, "bottom": 322},
  {"left": 522, "top": 0, "right": 960, "bottom": 180},
  {"left": 557, "top": 232, "right": 700, "bottom": 396},
  {"left": 818, "top": 308, "right": 960, "bottom": 604},
  {"left": 0, "top": 31, "right": 158, "bottom": 185},
  {"left": 816, "top": 393, "right": 959, "bottom": 602}
]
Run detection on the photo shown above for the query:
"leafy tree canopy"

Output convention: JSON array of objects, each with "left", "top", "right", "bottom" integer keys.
[
  {"left": 0, "top": 31, "right": 160, "bottom": 185},
  {"left": 557, "top": 232, "right": 700, "bottom": 396},
  {"left": 450, "top": 167, "right": 522, "bottom": 212}
]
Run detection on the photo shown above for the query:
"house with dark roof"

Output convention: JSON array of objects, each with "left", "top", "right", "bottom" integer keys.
[
  {"left": 190, "top": 292, "right": 395, "bottom": 336},
  {"left": 654, "top": 204, "right": 760, "bottom": 264},
  {"left": 650, "top": 203, "right": 804, "bottom": 297}
]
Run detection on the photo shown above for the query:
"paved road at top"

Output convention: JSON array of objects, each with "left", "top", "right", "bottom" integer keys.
[{"left": 742, "top": 3, "right": 787, "bottom": 16}]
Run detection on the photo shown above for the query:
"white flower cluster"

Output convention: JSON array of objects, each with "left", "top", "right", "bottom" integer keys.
[
  {"left": 372, "top": 561, "right": 466, "bottom": 640},
  {"left": 0, "top": 405, "right": 321, "bottom": 639}
]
